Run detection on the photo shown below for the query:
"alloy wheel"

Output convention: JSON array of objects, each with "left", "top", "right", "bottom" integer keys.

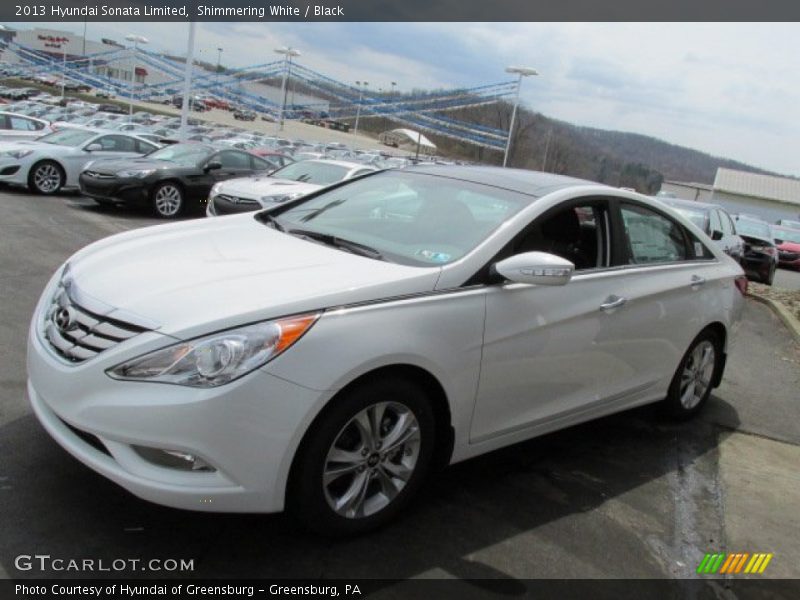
[
  {"left": 679, "top": 340, "right": 715, "bottom": 410},
  {"left": 34, "top": 163, "right": 62, "bottom": 193},
  {"left": 323, "top": 401, "right": 421, "bottom": 519},
  {"left": 154, "top": 184, "right": 182, "bottom": 217}
]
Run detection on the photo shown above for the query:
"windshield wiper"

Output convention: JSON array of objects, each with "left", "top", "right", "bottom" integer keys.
[
  {"left": 260, "top": 212, "right": 286, "bottom": 232},
  {"left": 287, "top": 228, "right": 386, "bottom": 261},
  {"left": 299, "top": 198, "right": 346, "bottom": 223}
]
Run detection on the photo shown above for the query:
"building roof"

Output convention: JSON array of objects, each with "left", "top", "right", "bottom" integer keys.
[
  {"left": 389, "top": 128, "right": 437, "bottom": 150},
  {"left": 714, "top": 168, "right": 800, "bottom": 207},
  {"left": 664, "top": 180, "right": 714, "bottom": 191}
]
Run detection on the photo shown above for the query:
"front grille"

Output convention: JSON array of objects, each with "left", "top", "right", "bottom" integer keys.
[
  {"left": 43, "top": 283, "right": 147, "bottom": 363},
  {"left": 216, "top": 193, "right": 259, "bottom": 206},
  {"left": 82, "top": 170, "right": 116, "bottom": 179}
]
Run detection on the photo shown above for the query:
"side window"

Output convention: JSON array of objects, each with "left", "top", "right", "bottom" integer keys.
[
  {"left": 0, "top": 115, "right": 8, "bottom": 130},
  {"left": 620, "top": 203, "right": 689, "bottom": 264},
  {"left": 515, "top": 202, "right": 609, "bottom": 271},
  {"left": 250, "top": 155, "right": 272, "bottom": 170},
  {"left": 723, "top": 211, "right": 737, "bottom": 235},
  {"left": 134, "top": 139, "right": 156, "bottom": 154},
  {"left": 94, "top": 135, "right": 137, "bottom": 152},
  {"left": 9, "top": 116, "right": 36, "bottom": 131},
  {"left": 708, "top": 209, "right": 722, "bottom": 235},
  {"left": 217, "top": 151, "right": 251, "bottom": 169},
  {"left": 718, "top": 210, "right": 732, "bottom": 235}
]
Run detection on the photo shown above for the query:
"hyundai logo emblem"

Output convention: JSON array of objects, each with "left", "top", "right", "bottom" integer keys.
[{"left": 53, "top": 306, "right": 77, "bottom": 332}]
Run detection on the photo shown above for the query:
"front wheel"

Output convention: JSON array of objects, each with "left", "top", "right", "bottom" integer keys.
[
  {"left": 662, "top": 331, "right": 722, "bottom": 419},
  {"left": 763, "top": 264, "right": 775, "bottom": 286},
  {"left": 288, "top": 377, "right": 436, "bottom": 536},
  {"left": 28, "top": 161, "right": 65, "bottom": 195},
  {"left": 151, "top": 182, "right": 184, "bottom": 218}
]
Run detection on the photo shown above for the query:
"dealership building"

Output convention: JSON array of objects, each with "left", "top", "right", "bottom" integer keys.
[
  {"left": 0, "top": 26, "right": 173, "bottom": 86},
  {"left": 660, "top": 168, "right": 800, "bottom": 223}
]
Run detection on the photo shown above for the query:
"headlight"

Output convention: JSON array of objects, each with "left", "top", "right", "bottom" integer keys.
[
  {"left": 107, "top": 313, "right": 320, "bottom": 387},
  {"left": 117, "top": 169, "right": 155, "bottom": 178},
  {"left": 1, "top": 149, "right": 33, "bottom": 159},
  {"left": 260, "top": 192, "right": 303, "bottom": 205}
]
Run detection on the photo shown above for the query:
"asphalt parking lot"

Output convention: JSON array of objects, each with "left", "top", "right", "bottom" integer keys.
[{"left": 1, "top": 189, "right": 799, "bottom": 589}]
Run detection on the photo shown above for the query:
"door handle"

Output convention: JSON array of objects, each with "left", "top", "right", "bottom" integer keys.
[
  {"left": 690, "top": 275, "right": 706, "bottom": 288},
  {"left": 599, "top": 295, "right": 627, "bottom": 311}
]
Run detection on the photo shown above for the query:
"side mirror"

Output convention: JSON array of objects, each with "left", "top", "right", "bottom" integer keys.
[
  {"left": 85, "top": 143, "right": 102, "bottom": 152},
  {"left": 204, "top": 160, "right": 222, "bottom": 172},
  {"left": 711, "top": 230, "right": 723, "bottom": 241},
  {"left": 493, "top": 251, "right": 574, "bottom": 286}
]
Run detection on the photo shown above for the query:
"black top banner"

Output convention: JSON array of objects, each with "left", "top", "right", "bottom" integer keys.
[{"left": 3, "top": 0, "right": 800, "bottom": 22}]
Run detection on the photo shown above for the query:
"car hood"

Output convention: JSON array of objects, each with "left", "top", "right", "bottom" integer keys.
[
  {"left": 89, "top": 157, "right": 184, "bottom": 174},
  {"left": 65, "top": 214, "right": 439, "bottom": 338},
  {"left": 217, "top": 175, "right": 321, "bottom": 199},
  {"left": 740, "top": 233, "right": 774, "bottom": 246}
]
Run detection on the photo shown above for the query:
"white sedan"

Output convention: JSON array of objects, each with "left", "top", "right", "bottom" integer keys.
[
  {"left": 0, "top": 111, "right": 51, "bottom": 141},
  {"left": 28, "top": 167, "right": 745, "bottom": 535},
  {"left": 0, "top": 128, "right": 160, "bottom": 194},
  {"left": 206, "top": 159, "right": 377, "bottom": 216}
]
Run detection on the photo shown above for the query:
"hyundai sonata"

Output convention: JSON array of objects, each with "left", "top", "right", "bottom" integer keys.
[{"left": 28, "top": 166, "right": 745, "bottom": 535}]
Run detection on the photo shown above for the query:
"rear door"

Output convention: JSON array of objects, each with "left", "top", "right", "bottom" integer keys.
[{"left": 607, "top": 200, "right": 722, "bottom": 395}]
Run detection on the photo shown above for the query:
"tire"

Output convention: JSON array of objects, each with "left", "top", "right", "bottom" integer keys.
[
  {"left": 288, "top": 377, "right": 436, "bottom": 536},
  {"left": 28, "top": 160, "right": 65, "bottom": 195},
  {"left": 662, "top": 330, "right": 722, "bottom": 419},
  {"left": 763, "top": 265, "right": 775, "bottom": 286},
  {"left": 151, "top": 181, "right": 184, "bottom": 219}
]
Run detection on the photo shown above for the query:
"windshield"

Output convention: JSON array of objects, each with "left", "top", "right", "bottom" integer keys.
[
  {"left": 268, "top": 170, "right": 530, "bottom": 266},
  {"left": 38, "top": 129, "right": 95, "bottom": 147},
  {"left": 671, "top": 206, "right": 706, "bottom": 229},
  {"left": 736, "top": 219, "right": 771, "bottom": 239},
  {"left": 147, "top": 143, "right": 212, "bottom": 165},
  {"left": 271, "top": 161, "right": 350, "bottom": 185},
  {"left": 773, "top": 227, "right": 800, "bottom": 244}
]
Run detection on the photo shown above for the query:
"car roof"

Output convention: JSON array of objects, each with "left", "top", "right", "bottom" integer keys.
[
  {"left": 298, "top": 159, "right": 376, "bottom": 170},
  {"left": 401, "top": 165, "right": 597, "bottom": 197}
]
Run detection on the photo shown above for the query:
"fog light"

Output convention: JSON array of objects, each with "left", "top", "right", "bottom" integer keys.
[{"left": 133, "top": 446, "right": 216, "bottom": 472}]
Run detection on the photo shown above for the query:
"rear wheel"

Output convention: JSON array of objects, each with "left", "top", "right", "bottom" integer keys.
[
  {"left": 151, "top": 182, "right": 184, "bottom": 219},
  {"left": 662, "top": 330, "right": 722, "bottom": 419},
  {"left": 288, "top": 377, "right": 436, "bottom": 536},
  {"left": 28, "top": 161, "right": 65, "bottom": 195}
]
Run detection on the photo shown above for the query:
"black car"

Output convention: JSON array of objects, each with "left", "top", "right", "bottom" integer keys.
[
  {"left": 659, "top": 198, "right": 744, "bottom": 263},
  {"left": 96, "top": 103, "right": 127, "bottom": 115},
  {"left": 233, "top": 109, "right": 257, "bottom": 121},
  {"left": 734, "top": 216, "right": 779, "bottom": 285},
  {"left": 78, "top": 143, "right": 274, "bottom": 218}
]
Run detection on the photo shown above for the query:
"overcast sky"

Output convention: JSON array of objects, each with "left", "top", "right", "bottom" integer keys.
[{"left": 8, "top": 22, "right": 800, "bottom": 176}]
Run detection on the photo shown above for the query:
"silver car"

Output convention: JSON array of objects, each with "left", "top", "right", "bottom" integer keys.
[{"left": 27, "top": 166, "right": 745, "bottom": 535}]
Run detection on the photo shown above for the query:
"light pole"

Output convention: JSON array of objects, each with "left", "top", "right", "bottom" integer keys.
[
  {"left": 353, "top": 81, "right": 368, "bottom": 136},
  {"left": 125, "top": 34, "right": 149, "bottom": 116},
  {"left": 178, "top": 22, "right": 196, "bottom": 142},
  {"left": 216, "top": 47, "right": 223, "bottom": 85},
  {"left": 274, "top": 46, "right": 300, "bottom": 134},
  {"left": 503, "top": 66, "right": 538, "bottom": 168}
]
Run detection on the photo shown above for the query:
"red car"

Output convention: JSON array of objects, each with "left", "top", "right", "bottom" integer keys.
[{"left": 772, "top": 225, "right": 800, "bottom": 270}]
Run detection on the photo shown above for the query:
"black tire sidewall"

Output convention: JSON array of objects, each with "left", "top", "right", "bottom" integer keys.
[
  {"left": 288, "top": 377, "right": 436, "bottom": 536},
  {"left": 663, "top": 330, "right": 721, "bottom": 419},
  {"left": 29, "top": 161, "right": 64, "bottom": 195},
  {"left": 151, "top": 182, "right": 184, "bottom": 219}
]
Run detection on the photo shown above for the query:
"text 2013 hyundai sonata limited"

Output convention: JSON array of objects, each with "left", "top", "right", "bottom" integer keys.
[{"left": 28, "top": 166, "right": 746, "bottom": 535}]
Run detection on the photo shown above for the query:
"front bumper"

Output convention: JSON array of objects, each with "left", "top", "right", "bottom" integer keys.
[
  {"left": 741, "top": 252, "right": 774, "bottom": 279},
  {"left": 778, "top": 251, "right": 800, "bottom": 269},
  {"left": 0, "top": 157, "right": 27, "bottom": 184},
  {"left": 78, "top": 173, "right": 151, "bottom": 206},
  {"left": 27, "top": 314, "right": 325, "bottom": 513}
]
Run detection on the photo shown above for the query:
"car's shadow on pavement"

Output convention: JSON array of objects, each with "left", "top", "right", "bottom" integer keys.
[{"left": 0, "top": 397, "right": 742, "bottom": 584}]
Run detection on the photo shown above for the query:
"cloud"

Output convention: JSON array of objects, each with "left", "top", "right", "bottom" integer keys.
[{"left": 6, "top": 21, "right": 800, "bottom": 174}]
